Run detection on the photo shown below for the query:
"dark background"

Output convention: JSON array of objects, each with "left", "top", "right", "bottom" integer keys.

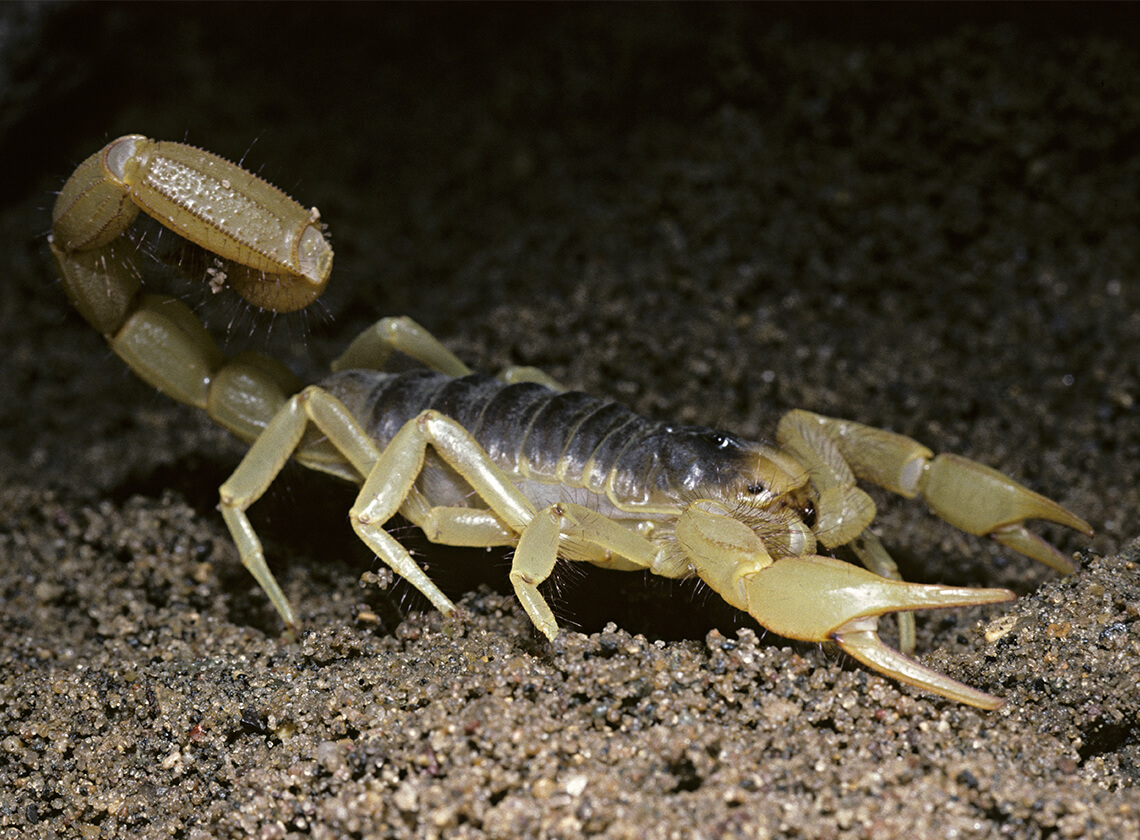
[{"left": 1, "top": 5, "right": 1137, "bottom": 838}]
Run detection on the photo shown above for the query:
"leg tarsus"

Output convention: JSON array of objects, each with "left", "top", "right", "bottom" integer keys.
[
  {"left": 508, "top": 501, "right": 660, "bottom": 640},
  {"left": 510, "top": 506, "right": 563, "bottom": 639},
  {"left": 220, "top": 503, "right": 300, "bottom": 632},
  {"left": 350, "top": 518, "right": 458, "bottom": 617},
  {"left": 331, "top": 316, "right": 472, "bottom": 377},
  {"left": 498, "top": 365, "right": 565, "bottom": 392}
]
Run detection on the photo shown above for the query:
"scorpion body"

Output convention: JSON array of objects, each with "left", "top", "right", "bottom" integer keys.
[
  {"left": 322, "top": 368, "right": 798, "bottom": 529},
  {"left": 50, "top": 135, "right": 1092, "bottom": 709}
]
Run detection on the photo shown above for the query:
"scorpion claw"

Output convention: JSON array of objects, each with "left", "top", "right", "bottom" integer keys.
[
  {"left": 920, "top": 454, "right": 1092, "bottom": 574},
  {"left": 833, "top": 617, "right": 1006, "bottom": 710},
  {"left": 739, "top": 554, "right": 1015, "bottom": 708},
  {"left": 989, "top": 522, "right": 1080, "bottom": 575}
]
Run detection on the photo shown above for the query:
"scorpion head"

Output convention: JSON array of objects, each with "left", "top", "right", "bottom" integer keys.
[{"left": 711, "top": 444, "right": 820, "bottom": 555}]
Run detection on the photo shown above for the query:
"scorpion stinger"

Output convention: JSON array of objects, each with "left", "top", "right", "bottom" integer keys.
[{"left": 51, "top": 135, "right": 1091, "bottom": 709}]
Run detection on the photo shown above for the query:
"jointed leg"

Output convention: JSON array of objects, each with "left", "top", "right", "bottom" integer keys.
[
  {"left": 351, "top": 412, "right": 660, "bottom": 638},
  {"left": 331, "top": 316, "right": 472, "bottom": 377},
  {"left": 221, "top": 382, "right": 654, "bottom": 639},
  {"left": 508, "top": 502, "right": 659, "bottom": 638},
  {"left": 219, "top": 387, "right": 462, "bottom": 630},
  {"left": 332, "top": 316, "right": 567, "bottom": 391},
  {"left": 498, "top": 365, "right": 566, "bottom": 391}
]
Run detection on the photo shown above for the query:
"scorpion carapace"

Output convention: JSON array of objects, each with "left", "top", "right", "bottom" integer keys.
[{"left": 50, "top": 135, "right": 1093, "bottom": 710}]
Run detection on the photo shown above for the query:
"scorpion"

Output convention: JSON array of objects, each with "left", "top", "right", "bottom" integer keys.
[{"left": 50, "top": 135, "right": 1092, "bottom": 710}]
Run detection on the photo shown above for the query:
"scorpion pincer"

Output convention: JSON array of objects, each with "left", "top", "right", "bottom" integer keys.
[{"left": 50, "top": 135, "right": 1092, "bottom": 709}]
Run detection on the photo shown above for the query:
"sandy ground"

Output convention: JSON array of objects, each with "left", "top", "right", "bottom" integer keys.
[{"left": 1, "top": 5, "right": 1138, "bottom": 838}]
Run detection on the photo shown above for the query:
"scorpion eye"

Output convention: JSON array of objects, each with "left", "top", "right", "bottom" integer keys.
[{"left": 745, "top": 483, "right": 766, "bottom": 495}]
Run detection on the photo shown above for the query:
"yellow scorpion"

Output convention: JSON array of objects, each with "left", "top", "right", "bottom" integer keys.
[{"left": 50, "top": 135, "right": 1092, "bottom": 710}]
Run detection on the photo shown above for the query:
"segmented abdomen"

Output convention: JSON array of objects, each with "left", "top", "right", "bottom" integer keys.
[{"left": 319, "top": 369, "right": 753, "bottom": 508}]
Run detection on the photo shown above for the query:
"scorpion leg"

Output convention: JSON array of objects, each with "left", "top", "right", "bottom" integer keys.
[
  {"left": 352, "top": 411, "right": 657, "bottom": 639},
  {"left": 509, "top": 503, "right": 658, "bottom": 637},
  {"left": 331, "top": 316, "right": 473, "bottom": 377},
  {"left": 332, "top": 316, "right": 566, "bottom": 390},
  {"left": 399, "top": 490, "right": 519, "bottom": 547},
  {"left": 497, "top": 366, "right": 566, "bottom": 391},
  {"left": 220, "top": 390, "right": 510, "bottom": 629},
  {"left": 349, "top": 409, "right": 550, "bottom": 623},
  {"left": 222, "top": 378, "right": 589, "bottom": 632},
  {"left": 779, "top": 410, "right": 1093, "bottom": 574}
]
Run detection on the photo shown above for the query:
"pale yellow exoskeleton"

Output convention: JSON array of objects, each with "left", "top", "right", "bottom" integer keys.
[{"left": 51, "top": 135, "right": 1092, "bottom": 710}]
